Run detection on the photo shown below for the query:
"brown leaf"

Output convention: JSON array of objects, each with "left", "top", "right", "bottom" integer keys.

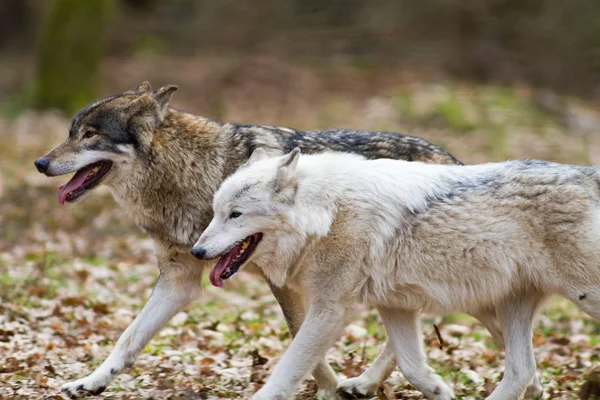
[
  {"left": 91, "top": 302, "right": 110, "bottom": 315},
  {"left": 76, "top": 269, "right": 90, "bottom": 282},
  {"left": 44, "top": 363, "right": 56, "bottom": 375},
  {"left": 157, "top": 378, "right": 174, "bottom": 390},
  {"left": 249, "top": 349, "right": 268, "bottom": 366},
  {"left": 38, "top": 375, "right": 49, "bottom": 388},
  {"left": 51, "top": 304, "right": 63, "bottom": 317},
  {"left": 61, "top": 296, "right": 86, "bottom": 307},
  {"left": 533, "top": 333, "right": 546, "bottom": 346},
  {"left": 551, "top": 336, "right": 571, "bottom": 346},
  {"left": 28, "top": 285, "right": 48, "bottom": 296},
  {"left": 200, "top": 357, "right": 216, "bottom": 365},
  {"left": 0, "top": 329, "right": 15, "bottom": 342},
  {"left": 483, "top": 378, "right": 497, "bottom": 396},
  {"left": 79, "top": 329, "right": 93, "bottom": 339}
]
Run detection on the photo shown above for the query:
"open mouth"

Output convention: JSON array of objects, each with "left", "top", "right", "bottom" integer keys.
[
  {"left": 58, "top": 160, "right": 113, "bottom": 205},
  {"left": 210, "top": 233, "right": 263, "bottom": 288}
]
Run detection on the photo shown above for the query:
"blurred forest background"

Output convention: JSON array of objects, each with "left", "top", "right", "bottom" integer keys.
[
  {"left": 1, "top": 1, "right": 600, "bottom": 399},
  {"left": 2, "top": 0, "right": 600, "bottom": 162}
]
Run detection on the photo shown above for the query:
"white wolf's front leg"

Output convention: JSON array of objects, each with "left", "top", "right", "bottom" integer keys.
[
  {"left": 377, "top": 307, "right": 455, "bottom": 400},
  {"left": 267, "top": 281, "right": 341, "bottom": 399},
  {"left": 252, "top": 301, "right": 347, "bottom": 400},
  {"left": 61, "top": 254, "right": 203, "bottom": 398}
]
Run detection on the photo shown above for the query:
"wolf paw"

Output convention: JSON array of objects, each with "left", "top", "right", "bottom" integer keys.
[
  {"left": 316, "top": 387, "right": 344, "bottom": 400},
  {"left": 61, "top": 374, "right": 110, "bottom": 398},
  {"left": 525, "top": 374, "right": 543, "bottom": 399},
  {"left": 429, "top": 383, "right": 456, "bottom": 400},
  {"left": 251, "top": 384, "right": 289, "bottom": 400},
  {"left": 336, "top": 376, "right": 379, "bottom": 399}
]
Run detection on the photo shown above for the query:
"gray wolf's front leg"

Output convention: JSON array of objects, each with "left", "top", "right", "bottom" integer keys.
[
  {"left": 377, "top": 307, "right": 455, "bottom": 400},
  {"left": 61, "top": 253, "right": 203, "bottom": 398},
  {"left": 268, "top": 282, "right": 341, "bottom": 399},
  {"left": 252, "top": 301, "right": 348, "bottom": 400}
]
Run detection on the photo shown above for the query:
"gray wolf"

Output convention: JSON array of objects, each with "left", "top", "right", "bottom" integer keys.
[
  {"left": 193, "top": 149, "right": 600, "bottom": 400},
  {"left": 33, "top": 82, "right": 461, "bottom": 398}
]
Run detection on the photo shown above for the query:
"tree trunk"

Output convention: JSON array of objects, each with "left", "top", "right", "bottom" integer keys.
[{"left": 33, "top": 0, "right": 115, "bottom": 114}]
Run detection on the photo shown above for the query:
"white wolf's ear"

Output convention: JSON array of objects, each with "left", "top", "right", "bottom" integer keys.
[
  {"left": 275, "top": 147, "right": 301, "bottom": 189},
  {"left": 246, "top": 148, "right": 270, "bottom": 166},
  {"left": 280, "top": 147, "right": 301, "bottom": 169},
  {"left": 153, "top": 84, "right": 178, "bottom": 121},
  {"left": 242, "top": 148, "right": 283, "bottom": 169}
]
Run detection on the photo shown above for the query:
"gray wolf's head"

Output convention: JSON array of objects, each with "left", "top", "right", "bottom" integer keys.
[
  {"left": 191, "top": 148, "right": 301, "bottom": 287},
  {"left": 34, "top": 82, "right": 177, "bottom": 204}
]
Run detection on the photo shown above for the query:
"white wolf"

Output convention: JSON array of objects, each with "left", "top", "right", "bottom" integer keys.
[{"left": 192, "top": 148, "right": 600, "bottom": 400}]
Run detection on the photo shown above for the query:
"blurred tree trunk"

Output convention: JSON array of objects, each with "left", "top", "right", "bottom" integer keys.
[{"left": 33, "top": 0, "right": 115, "bottom": 114}]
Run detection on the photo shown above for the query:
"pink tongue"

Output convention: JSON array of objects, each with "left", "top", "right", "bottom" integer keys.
[
  {"left": 57, "top": 167, "right": 92, "bottom": 205},
  {"left": 209, "top": 244, "right": 242, "bottom": 288}
]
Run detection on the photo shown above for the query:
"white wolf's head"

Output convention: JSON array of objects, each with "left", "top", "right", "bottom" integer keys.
[{"left": 191, "top": 148, "right": 301, "bottom": 287}]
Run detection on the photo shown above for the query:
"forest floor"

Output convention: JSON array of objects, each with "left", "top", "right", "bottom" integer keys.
[{"left": 1, "top": 78, "right": 600, "bottom": 399}]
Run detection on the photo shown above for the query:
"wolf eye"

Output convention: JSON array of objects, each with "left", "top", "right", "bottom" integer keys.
[
  {"left": 83, "top": 130, "right": 97, "bottom": 139},
  {"left": 229, "top": 211, "right": 242, "bottom": 219}
]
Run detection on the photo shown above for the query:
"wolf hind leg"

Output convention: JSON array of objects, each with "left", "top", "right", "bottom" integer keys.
[
  {"left": 486, "top": 292, "right": 545, "bottom": 400},
  {"left": 473, "top": 308, "right": 543, "bottom": 399},
  {"left": 377, "top": 307, "right": 455, "bottom": 400}
]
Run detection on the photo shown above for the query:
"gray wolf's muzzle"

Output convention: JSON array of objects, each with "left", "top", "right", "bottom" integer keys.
[{"left": 34, "top": 157, "right": 50, "bottom": 174}]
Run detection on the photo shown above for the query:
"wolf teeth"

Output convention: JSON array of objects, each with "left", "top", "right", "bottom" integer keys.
[
  {"left": 233, "top": 249, "right": 244, "bottom": 261},
  {"left": 89, "top": 166, "right": 100, "bottom": 177}
]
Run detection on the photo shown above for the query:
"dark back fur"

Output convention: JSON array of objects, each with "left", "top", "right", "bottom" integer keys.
[{"left": 69, "top": 85, "right": 462, "bottom": 250}]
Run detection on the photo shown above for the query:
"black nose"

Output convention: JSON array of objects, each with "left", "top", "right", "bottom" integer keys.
[
  {"left": 34, "top": 157, "right": 50, "bottom": 173},
  {"left": 190, "top": 247, "right": 206, "bottom": 260}
]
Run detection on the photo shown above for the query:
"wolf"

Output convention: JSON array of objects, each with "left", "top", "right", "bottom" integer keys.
[
  {"left": 192, "top": 148, "right": 600, "bottom": 400},
  {"left": 33, "top": 82, "right": 462, "bottom": 398}
]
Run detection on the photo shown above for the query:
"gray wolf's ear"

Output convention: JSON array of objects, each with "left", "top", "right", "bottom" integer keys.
[
  {"left": 153, "top": 84, "right": 178, "bottom": 120},
  {"left": 135, "top": 81, "right": 152, "bottom": 92},
  {"left": 125, "top": 85, "right": 175, "bottom": 149},
  {"left": 275, "top": 147, "right": 301, "bottom": 190}
]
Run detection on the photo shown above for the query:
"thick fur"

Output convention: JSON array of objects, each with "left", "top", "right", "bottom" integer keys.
[
  {"left": 34, "top": 82, "right": 461, "bottom": 398},
  {"left": 195, "top": 151, "right": 600, "bottom": 400}
]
